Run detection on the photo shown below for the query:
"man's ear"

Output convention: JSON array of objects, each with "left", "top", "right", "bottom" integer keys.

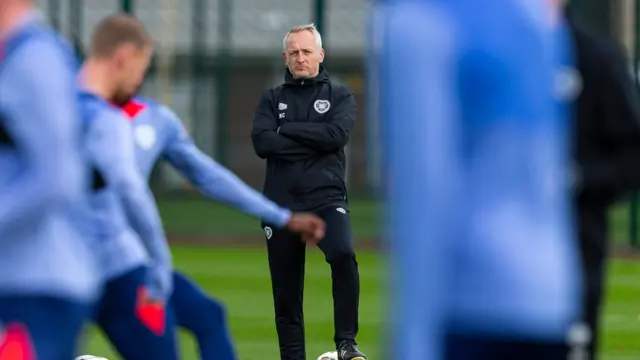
[
  {"left": 319, "top": 48, "right": 325, "bottom": 63},
  {"left": 112, "top": 49, "right": 125, "bottom": 70},
  {"left": 113, "top": 45, "right": 133, "bottom": 70}
]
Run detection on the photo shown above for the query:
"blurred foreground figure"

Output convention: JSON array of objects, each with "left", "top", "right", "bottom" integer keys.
[
  {"left": 376, "top": 1, "right": 581, "bottom": 359},
  {"left": 0, "top": 0, "right": 100, "bottom": 359},
  {"left": 78, "top": 14, "right": 182, "bottom": 360},
  {"left": 565, "top": 7, "right": 640, "bottom": 359}
]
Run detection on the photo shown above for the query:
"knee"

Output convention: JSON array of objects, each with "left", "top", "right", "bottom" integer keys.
[
  {"left": 192, "top": 296, "right": 228, "bottom": 334},
  {"left": 324, "top": 243, "right": 356, "bottom": 265},
  {"left": 203, "top": 297, "right": 227, "bottom": 323},
  {"left": 175, "top": 293, "right": 228, "bottom": 334}
]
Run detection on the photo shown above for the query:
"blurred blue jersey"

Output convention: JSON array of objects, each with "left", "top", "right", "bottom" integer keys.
[
  {"left": 378, "top": 0, "right": 581, "bottom": 357},
  {"left": 77, "top": 92, "right": 148, "bottom": 281},
  {"left": 118, "top": 98, "right": 291, "bottom": 227},
  {"left": 0, "top": 14, "right": 99, "bottom": 301},
  {"left": 78, "top": 92, "right": 172, "bottom": 295}
]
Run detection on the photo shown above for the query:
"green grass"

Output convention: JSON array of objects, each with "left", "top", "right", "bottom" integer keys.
[
  {"left": 602, "top": 260, "right": 640, "bottom": 360},
  {"left": 156, "top": 195, "right": 640, "bottom": 245},
  {"left": 81, "top": 246, "right": 640, "bottom": 360},
  {"left": 115, "top": 196, "right": 640, "bottom": 359},
  {"left": 81, "top": 246, "right": 384, "bottom": 360},
  {"left": 157, "top": 196, "right": 380, "bottom": 239}
]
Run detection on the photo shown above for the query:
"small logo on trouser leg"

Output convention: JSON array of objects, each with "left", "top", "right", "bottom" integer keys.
[
  {"left": 264, "top": 226, "right": 273, "bottom": 239},
  {"left": 336, "top": 207, "right": 346, "bottom": 214}
]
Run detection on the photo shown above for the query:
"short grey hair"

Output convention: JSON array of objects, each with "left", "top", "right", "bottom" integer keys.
[{"left": 282, "top": 23, "right": 323, "bottom": 50}]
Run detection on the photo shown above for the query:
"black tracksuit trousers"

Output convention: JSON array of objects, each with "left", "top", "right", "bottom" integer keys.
[{"left": 263, "top": 204, "right": 360, "bottom": 360}]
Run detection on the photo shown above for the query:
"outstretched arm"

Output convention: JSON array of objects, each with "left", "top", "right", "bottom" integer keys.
[{"left": 161, "top": 107, "right": 292, "bottom": 227}]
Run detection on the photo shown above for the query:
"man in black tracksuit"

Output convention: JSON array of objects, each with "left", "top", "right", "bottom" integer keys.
[
  {"left": 567, "top": 11, "right": 640, "bottom": 359},
  {"left": 251, "top": 24, "right": 366, "bottom": 360}
]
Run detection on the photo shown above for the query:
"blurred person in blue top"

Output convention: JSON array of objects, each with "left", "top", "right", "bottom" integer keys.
[
  {"left": 77, "top": 14, "right": 181, "bottom": 360},
  {"left": 377, "top": 0, "right": 582, "bottom": 359},
  {"left": 0, "top": 0, "right": 100, "bottom": 359}
]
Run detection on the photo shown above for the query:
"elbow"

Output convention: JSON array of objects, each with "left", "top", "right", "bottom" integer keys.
[
  {"left": 323, "top": 126, "right": 350, "bottom": 151},
  {"left": 252, "top": 144, "right": 268, "bottom": 159},
  {"left": 335, "top": 137, "right": 350, "bottom": 149},
  {"left": 111, "top": 173, "right": 147, "bottom": 199},
  {"left": 251, "top": 137, "right": 270, "bottom": 159},
  {"left": 254, "top": 148, "right": 268, "bottom": 159},
  {"left": 321, "top": 137, "right": 349, "bottom": 152}
]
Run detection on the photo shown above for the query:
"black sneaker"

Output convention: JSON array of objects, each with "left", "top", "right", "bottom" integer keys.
[{"left": 337, "top": 340, "right": 366, "bottom": 360}]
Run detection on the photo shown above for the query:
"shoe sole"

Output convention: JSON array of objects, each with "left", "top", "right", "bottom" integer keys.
[{"left": 351, "top": 357, "right": 365, "bottom": 360}]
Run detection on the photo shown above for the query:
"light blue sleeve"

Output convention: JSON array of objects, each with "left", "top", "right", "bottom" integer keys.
[
  {"left": 159, "top": 106, "right": 292, "bottom": 227},
  {"left": 0, "top": 38, "right": 85, "bottom": 232},
  {"left": 86, "top": 111, "right": 172, "bottom": 291},
  {"left": 379, "top": 3, "right": 460, "bottom": 359}
]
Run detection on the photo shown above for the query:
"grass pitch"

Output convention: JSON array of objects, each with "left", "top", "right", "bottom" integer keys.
[
  {"left": 82, "top": 246, "right": 383, "bottom": 360},
  {"left": 79, "top": 196, "right": 640, "bottom": 359},
  {"left": 81, "top": 246, "right": 640, "bottom": 360},
  {"left": 601, "top": 259, "right": 640, "bottom": 360}
]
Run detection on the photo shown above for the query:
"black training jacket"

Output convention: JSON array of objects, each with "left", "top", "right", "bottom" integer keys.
[
  {"left": 568, "top": 17, "right": 640, "bottom": 269},
  {"left": 251, "top": 66, "right": 356, "bottom": 212}
]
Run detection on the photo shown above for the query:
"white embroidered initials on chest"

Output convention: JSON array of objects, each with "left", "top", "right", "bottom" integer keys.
[
  {"left": 134, "top": 124, "right": 157, "bottom": 150},
  {"left": 313, "top": 100, "right": 331, "bottom": 114}
]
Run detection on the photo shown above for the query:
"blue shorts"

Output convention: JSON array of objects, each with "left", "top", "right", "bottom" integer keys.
[
  {"left": 0, "top": 296, "right": 89, "bottom": 360},
  {"left": 94, "top": 266, "right": 179, "bottom": 360}
]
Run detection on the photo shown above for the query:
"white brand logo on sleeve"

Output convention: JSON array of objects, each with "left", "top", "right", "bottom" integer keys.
[
  {"left": 278, "top": 103, "right": 288, "bottom": 110},
  {"left": 336, "top": 207, "right": 346, "bottom": 214},
  {"left": 264, "top": 226, "right": 273, "bottom": 240}
]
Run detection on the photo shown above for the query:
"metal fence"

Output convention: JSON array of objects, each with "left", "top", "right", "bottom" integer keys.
[
  {"left": 37, "top": 0, "right": 377, "bottom": 197},
  {"left": 36, "top": 0, "right": 640, "bottom": 246}
]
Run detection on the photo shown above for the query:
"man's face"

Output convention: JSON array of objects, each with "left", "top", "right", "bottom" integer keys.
[
  {"left": 112, "top": 44, "right": 152, "bottom": 105},
  {"left": 283, "top": 30, "right": 324, "bottom": 79}
]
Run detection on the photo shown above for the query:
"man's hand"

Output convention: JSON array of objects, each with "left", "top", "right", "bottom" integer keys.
[
  {"left": 286, "top": 213, "right": 326, "bottom": 244},
  {"left": 144, "top": 265, "right": 172, "bottom": 301}
]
